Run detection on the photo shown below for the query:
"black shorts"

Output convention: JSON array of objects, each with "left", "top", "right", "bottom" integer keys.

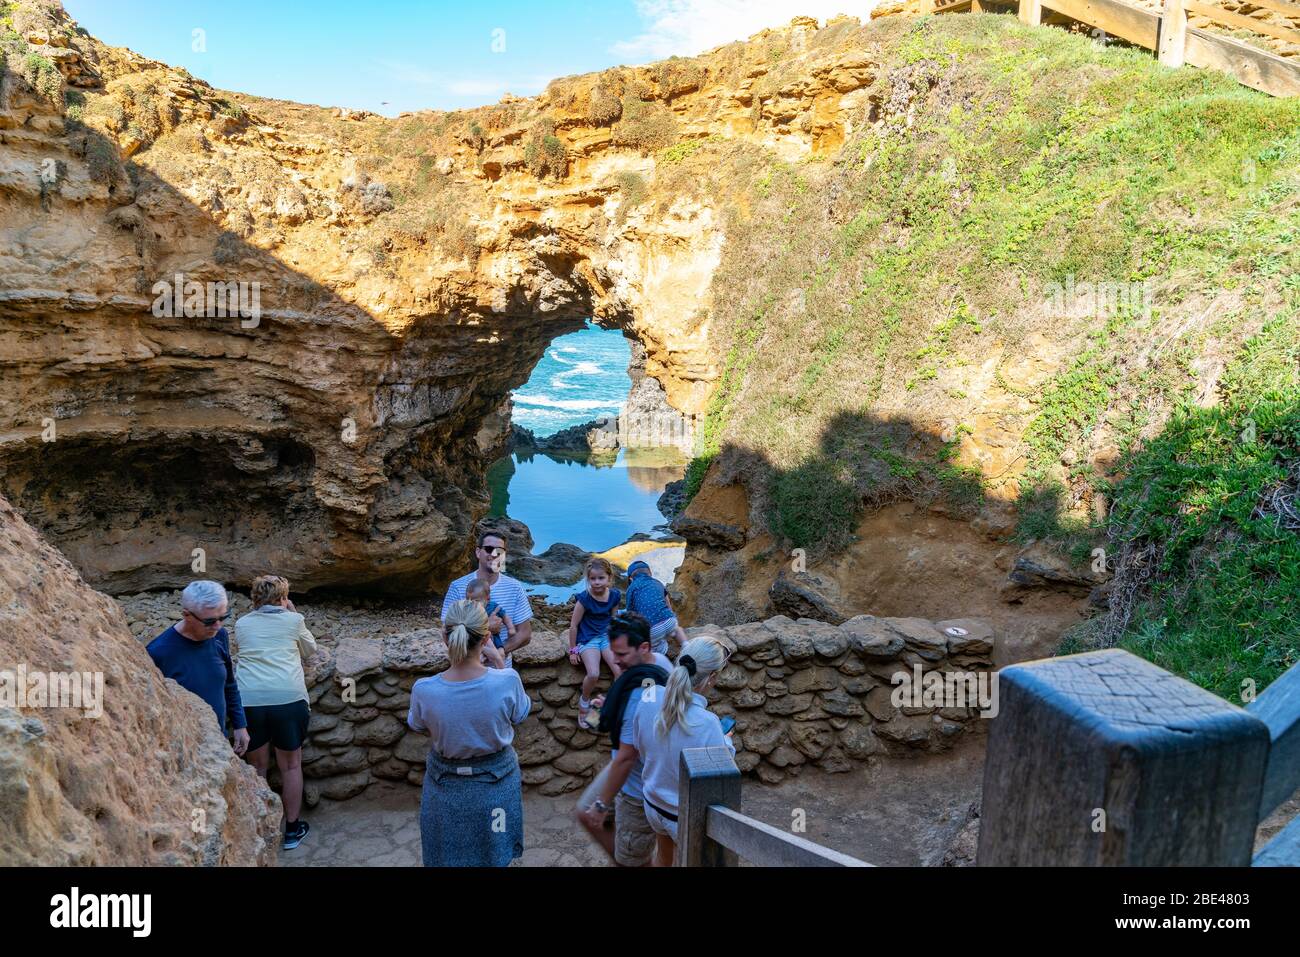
[{"left": 245, "top": 700, "right": 310, "bottom": 752}]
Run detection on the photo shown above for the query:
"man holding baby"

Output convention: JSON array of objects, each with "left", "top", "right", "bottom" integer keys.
[{"left": 440, "top": 530, "right": 533, "bottom": 667}]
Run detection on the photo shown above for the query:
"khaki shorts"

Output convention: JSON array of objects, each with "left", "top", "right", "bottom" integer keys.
[{"left": 614, "top": 792, "right": 657, "bottom": 867}]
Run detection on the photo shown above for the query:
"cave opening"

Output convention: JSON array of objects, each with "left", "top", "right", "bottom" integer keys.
[
  {"left": 484, "top": 320, "right": 695, "bottom": 604},
  {"left": 0, "top": 432, "right": 324, "bottom": 596}
]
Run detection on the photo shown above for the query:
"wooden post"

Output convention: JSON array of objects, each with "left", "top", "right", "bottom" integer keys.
[
  {"left": 1158, "top": 0, "right": 1188, "bottom": 67},
  {"left": 1019, "top": 0, "right": 1044, "bottom": 25},
  {"left": 676, "top": 746, "right": 741, "bottom": 867},
  {"left": 977, "top": 649, "right": 1271, "bottom": 866},
  {"left": 1247, "top": 660, "right": 1300, "bottom": 820}
]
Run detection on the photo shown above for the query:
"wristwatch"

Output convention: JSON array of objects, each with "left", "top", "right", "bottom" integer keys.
[{"left": 591, "top": 799, "right": 610, "bottom": 814}]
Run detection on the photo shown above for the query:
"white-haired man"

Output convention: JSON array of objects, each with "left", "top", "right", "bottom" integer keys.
[{"left": 147, "top": 580, "right": 249, "bottom": 755}]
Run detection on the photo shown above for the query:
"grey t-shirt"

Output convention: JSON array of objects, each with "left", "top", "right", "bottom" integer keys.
[{"left": 407, "top": 668, "right": 531, "bottom": 760}]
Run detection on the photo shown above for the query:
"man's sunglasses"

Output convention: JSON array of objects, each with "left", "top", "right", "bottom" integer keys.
[
  {"left": 481, "top": 546, "right": 507, "bottom": 557},
  {"left": 185, "top": 610, "right": 230, "bottom": 626}
]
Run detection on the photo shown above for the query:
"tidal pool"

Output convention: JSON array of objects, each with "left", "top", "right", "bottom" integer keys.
[{"left": 487, "top": 447, "right": 687, "bottom": 603}]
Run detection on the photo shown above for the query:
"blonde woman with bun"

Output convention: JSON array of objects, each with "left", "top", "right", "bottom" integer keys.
[
  {"left": 407, "top": 598, "right": 531, "bottom": 866},
  {"left": 631, "top": 635, "right": 735, "bottom": 866},
  {"left": 234, "top": 574, "right": 317, "bottom": 850}
]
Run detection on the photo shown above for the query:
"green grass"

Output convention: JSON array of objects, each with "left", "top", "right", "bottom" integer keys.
[
  {"left": 660, "top": 135, "right": 721, "bottom": 165},
  {"left": 674, "top": 14, "right": 1300, "bottom": 695},
  {"left": 1, "top": 23, "right": 63, "bottom": 106},
  {"left": 1104, "top": 384, "right": 1299, "bottom": 701}
]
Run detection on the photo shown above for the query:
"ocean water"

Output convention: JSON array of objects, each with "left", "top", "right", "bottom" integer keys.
[
  {"left": 512, "top": 321, "right": 630, "bottom": 437},
  {"left": 487, "top": 449, "right": 687, "bottom": 603},
  {"left": 490, "top": 322, "right": 687, "bottom": 602},
  {"left": 489, "top": 448, "right": 685, "bottom": 554}
]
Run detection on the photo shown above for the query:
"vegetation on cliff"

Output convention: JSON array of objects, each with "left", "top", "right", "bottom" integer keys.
[{"left": 685, "top": 15, "right": 1300, "bottom": 697}]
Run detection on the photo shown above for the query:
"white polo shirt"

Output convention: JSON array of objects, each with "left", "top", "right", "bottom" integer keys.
[{"left": 631, "top": 684, "right": 735, "bottom": 815}]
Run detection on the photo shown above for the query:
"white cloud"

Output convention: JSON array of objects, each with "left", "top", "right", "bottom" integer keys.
[
  {"left": 374, "top": 60, "right": 551, "bottom": 101},
  {"left": 612, "top": 0, "right": 884, "bottom": 61}
]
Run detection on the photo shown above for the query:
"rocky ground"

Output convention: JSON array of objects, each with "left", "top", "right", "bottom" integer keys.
[
  {"left": 281, "top": 783, "right": 610, "bottom": 868},
  {"left": 282, "top": 738, "right": 987, "bottom": 867}
]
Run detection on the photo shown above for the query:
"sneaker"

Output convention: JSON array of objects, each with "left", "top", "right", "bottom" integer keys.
[{"left": 284, "top": 820, "right": 310, "bottom": 850}]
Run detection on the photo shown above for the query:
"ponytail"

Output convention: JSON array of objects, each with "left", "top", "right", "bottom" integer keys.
[
  {"left": 656, "top": 636, "right": 728, "bottom": 737},
  {"left": 443, "top": 599, "right": 489, "bottom": 666}
]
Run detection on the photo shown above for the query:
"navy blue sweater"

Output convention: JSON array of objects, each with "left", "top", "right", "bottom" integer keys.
[{"left": 146, "top": 625, "right": 247, "bottom": 733}]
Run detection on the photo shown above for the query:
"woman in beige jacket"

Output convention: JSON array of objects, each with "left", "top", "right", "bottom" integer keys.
[{"left": 234, "top": 575, "right": 318, "bottom": 849}]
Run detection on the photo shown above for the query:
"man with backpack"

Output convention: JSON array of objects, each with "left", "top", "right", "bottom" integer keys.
[{"left": 574, "top": 612, "right": 670, "bottom": 867}]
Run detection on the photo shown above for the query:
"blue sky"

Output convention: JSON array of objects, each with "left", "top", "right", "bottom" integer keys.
[{"left": 65, "top": 0, "right": 879, "bottom": 115}]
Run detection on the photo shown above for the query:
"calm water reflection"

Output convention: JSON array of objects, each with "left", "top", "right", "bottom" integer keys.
[{"left": 487, "top": 447, "right": 687, "bottom": 602}]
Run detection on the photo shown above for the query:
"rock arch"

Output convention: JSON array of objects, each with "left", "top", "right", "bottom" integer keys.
[{"left": 1, "top": 9, "right": 880, "bottom": 594}]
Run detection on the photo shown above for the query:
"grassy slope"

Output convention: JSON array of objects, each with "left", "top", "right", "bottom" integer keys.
[{"left": 686, "top": 15, "right": 1300, "bottom": 699}]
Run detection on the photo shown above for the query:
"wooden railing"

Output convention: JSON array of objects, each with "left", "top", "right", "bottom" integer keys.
[
  {"left": 978, "top": 648, "right": 1300, "bottom": 865},
  {"left": 934, "top": 0, "right": 1300, "bottom": 97},
  {"left": 675, "top": 747, "right": 871, "bottom": 866},
  {"left": 677, "top": 648, "right": 1300, "bottom": 866}
]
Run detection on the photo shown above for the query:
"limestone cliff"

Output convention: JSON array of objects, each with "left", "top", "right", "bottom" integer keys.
[
  {"left": 0, "top": 492, "right": 281, "bottom": 865},
  {"left": 0, "top": 1, "right": 893, "bottom": 594}
]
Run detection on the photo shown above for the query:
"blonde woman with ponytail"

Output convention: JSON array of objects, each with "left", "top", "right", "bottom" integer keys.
[
  {"left": 407, "top": 599, "right": 531, "bottom": 866},
  {"left": 631, "top": 636, "right": 736, "bottom": 865}
]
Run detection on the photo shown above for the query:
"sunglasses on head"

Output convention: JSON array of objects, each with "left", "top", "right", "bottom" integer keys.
[
  {"left": 705, "top": 636, "right": 732, "bottom": 666},
  {"left": 186, "top": 610, "right": 229, "bottom": 626},
  {"left": 610, "top": 616, "right": 649, "bottom": 640}
]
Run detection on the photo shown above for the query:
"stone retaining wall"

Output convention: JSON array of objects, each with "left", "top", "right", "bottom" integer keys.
[{"left": 299, "top": 614, "right": 995, "bottom": 802}]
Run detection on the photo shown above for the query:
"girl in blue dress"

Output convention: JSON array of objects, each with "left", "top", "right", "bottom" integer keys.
[{"left": 567, "top": 557, "right": 623, "bottom": 728}]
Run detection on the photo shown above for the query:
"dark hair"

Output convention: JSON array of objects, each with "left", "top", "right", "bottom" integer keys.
[
  {"left": 609, "top": 611, "right": 651, "bottom": 649},
  {"left": 478, "top": 530, "right": 506, "bottom": 549}
]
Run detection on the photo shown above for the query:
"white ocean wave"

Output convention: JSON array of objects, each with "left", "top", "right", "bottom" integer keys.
[
  {"left": 550, "top": 362, "right": 607, "bottom": 390},
  {"left": 512, "top": 393, "right": 622, "bottom": 412}
]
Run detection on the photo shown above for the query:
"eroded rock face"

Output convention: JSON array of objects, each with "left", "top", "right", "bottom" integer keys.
[
  {"left": 0, "top": 3, "right": 890, "bottom": 594},
  {"left": 0, "top": 493, "right": 280, "bottom": 865},
  {"left": 674, "top": 463, "right": 1090, "bottom": 665}
]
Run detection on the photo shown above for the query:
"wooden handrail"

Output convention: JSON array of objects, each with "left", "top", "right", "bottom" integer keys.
[
  {"left": 930, "top": 0, "right": 1300, "bottom": 96},
  {"left": 706, "top": 805, "right": 872, "bottom": 867},
  {"left": 676, "top": 746, "right": 872, "bottom": 866},
  {"left": 1247, "top": 659, "right": 1300, "bottom": 820},
  {"left": 1254, "top": 812, "right": 1300, "bottom": 865},
  {"left": 1185, "top": 0, "right": 1300, "bottom": 44},
  {"left": 675, "top": 649, "right": 1300, "bottom": 866}
]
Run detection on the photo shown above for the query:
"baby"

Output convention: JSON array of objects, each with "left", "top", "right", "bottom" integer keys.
[{"left": 466, "top": 577, "right": 515, "bottom": 653}]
